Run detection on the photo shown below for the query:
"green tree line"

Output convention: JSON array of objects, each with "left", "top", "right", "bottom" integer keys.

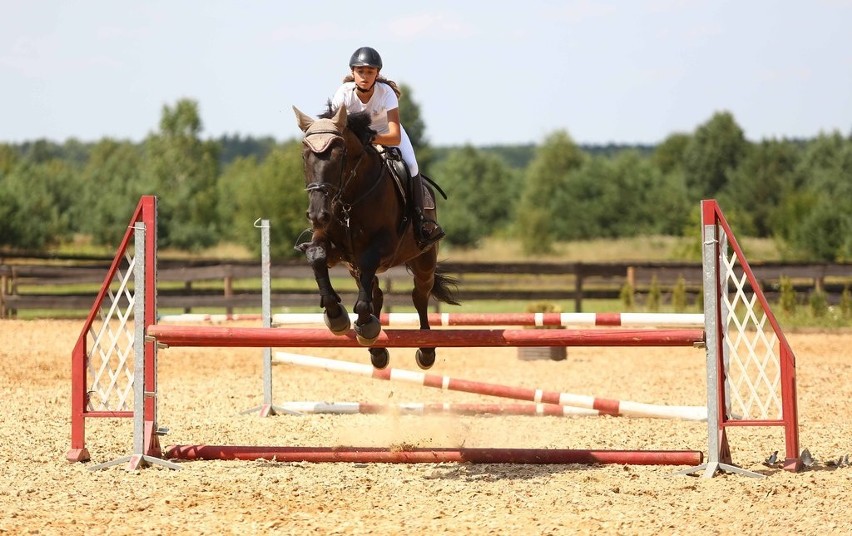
[{"left": 2, "top": 90, "right": 851, "bottom": 261}]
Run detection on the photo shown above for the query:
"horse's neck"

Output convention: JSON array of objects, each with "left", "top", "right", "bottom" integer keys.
[{"left": 344, "top": 144, "right": 382, "bottom": 192}]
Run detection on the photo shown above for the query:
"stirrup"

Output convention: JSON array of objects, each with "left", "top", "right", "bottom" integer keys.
[{"left": 417, "top": 221, "right": 445, "bottom": 249}]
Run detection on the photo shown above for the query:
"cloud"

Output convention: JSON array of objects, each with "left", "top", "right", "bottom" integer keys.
[
  {"left": 758, "top": 67, "right": 813, "bottom": 83},
  {"left": 546, "top": 1, "right": 618, "bottom": 23},
  {"left": 387, "top": 12, "right": 476, "bottom": 41},
  {"left": 265, "top": 22, "right": 355, "bottom": 43},
  {"left": 1, "top": 36, "right": 122, "bottom": 78}
]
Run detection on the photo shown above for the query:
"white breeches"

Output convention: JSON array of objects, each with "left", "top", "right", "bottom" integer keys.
[{"left": 396, "top": 126, "right": 419, "bottom": 177}]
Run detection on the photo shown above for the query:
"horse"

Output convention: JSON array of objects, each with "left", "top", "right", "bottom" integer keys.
[{"left": 292, "top": 103, "right": 459, "bottom": 370}]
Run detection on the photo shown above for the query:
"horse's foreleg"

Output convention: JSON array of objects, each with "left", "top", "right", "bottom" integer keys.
[
  {"left": 352, "top": 269, "right": 382, "bottom": 346},
  {"left": 302, "top": 241, "right": 350, "bottom": 334},
  {"left": 364, "top": 275, "right": 390, "bottom": 369}
]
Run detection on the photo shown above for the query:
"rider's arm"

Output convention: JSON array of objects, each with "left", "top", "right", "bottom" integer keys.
[{"left": 372, "top": 108, "right": 401, "bottom": 146}]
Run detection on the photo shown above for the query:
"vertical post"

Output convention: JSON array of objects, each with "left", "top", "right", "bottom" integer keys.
[
  {"left": 89, "top": 220, "right": 179, "bottom": 471},
  {"left": 1, "top": 270, "right": 7, "bottom": 318},
  {"left": 242, "top": 219, "right": 291, "bottom": 416},
  {"left": 183, "top": 281, "right": 192, "bottom": 314},
  {"left": 224, "top": 274, "right": 234, "bottom": 315},
  {"left": 260, "top": 220, "right": 273, "bottom": 411},
  {"left": 383, "top": 277, "right": 393, "bottom": 313},
  {"left": 574, "top": 263, "right": 584, "bottom": 313},
  {"left": 677, "top": 200, "right": 763, "bottom": 478},
  {"left": 143, "top": 197, "right": 161, "bottom": 459},
  {"left": 129, "top": 222, "right": 149, "bottom": 469}
]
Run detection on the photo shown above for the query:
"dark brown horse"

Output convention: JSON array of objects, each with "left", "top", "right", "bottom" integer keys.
[{"left": 293, "top": 104, "right": 458, "bottom": 370}]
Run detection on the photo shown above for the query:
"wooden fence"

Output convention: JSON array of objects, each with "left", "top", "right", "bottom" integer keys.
[{"left": 2, "top": 253, "right": 850, "bottom": 318}]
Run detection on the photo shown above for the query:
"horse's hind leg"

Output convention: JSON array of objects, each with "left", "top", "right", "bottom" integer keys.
[{"left": 409, "top": 249, "right": 438, "bottom": 369}]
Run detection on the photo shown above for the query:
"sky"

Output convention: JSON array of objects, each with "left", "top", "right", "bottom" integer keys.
[{"left": 2, "top": 0, "right": 851, "bottom": 147}]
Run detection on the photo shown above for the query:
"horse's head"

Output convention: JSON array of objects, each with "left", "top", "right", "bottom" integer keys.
[
  {"left": 294, "top": 105, "right": 348, "bottom": 230},
  {"left": 294, "top": 104, "right": 379, "bottom": 232}
]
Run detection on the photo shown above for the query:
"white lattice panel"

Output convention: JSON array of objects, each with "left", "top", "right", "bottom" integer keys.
[
  {"left": 85, "top": 250, "right": 137, "bottom": 412},
  {"left": 719, "top": 232, "right": 783, "bottom": 421}
]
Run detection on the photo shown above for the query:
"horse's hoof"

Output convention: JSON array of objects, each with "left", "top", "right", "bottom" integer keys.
[
  {"left": 324, "top": 305, "right": 351, "bottom": 335},
  {"left": 370, "top": 348, "right": 390, "bottom": 369},
  {"left": 355, "top": 317, "right": 381, "bottom": 345},
  {"left": 415, "top": 348, "right": 436, "bottom": 370}
]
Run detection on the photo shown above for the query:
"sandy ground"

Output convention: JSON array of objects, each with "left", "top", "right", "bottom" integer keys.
[{"left": 1, "top": 319, "right": 851, "bottom": 535}]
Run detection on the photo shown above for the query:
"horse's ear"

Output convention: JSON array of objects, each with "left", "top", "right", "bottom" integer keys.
[
  {"left": 293, "top": 106, "right": 314, "bottom": 132},
  {"left": 332, "top": 104, "right": 347, "bottom": 131}
]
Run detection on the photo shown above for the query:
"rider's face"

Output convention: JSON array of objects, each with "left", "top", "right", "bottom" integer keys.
[{"left": 352, "top": 66, "right": 379, "bottom": 90}]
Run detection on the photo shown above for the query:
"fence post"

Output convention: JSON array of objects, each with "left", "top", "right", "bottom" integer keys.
[
  {"left": 224, "top": 269, "right": 233, "bottom": 315},
  {"left": 0, "top": 267, "right": 7, "bottom": 318},
  {"left": 574, "top": 263, "right": 584, "bottom": 312},
  {"left": 183, "top": 281, "right": 192, "bottom": 314}
]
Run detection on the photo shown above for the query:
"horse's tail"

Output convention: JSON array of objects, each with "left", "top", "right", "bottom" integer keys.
[{"left": 432, "top": 266, "right": 461, "bottom": 306}]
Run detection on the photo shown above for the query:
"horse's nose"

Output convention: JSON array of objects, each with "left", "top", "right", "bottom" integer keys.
[{"left": 307, "top": 208, "right": 331, "bottom": 228}]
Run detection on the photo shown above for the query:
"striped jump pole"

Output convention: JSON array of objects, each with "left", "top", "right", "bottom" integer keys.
[
  {"left": 147, "top": 325, "right": 705, "bottom": 348},
  {"left": 271, "top": 312, "right": 705, "bottom": 327},
  {"left": 158, "top": 313, "right": 263, "bottom": 323},
  {"left": 273, "top": 352, "right": 706, "bottom": 421},
  {"left": 273, "top": 401, "right": 599, "bottom": 417},
  {"left": 164, "top": 445, "right": 703, "bottom": 466},
  {"left": 158, "top": 312, "right": 703, "bottom": 328}
]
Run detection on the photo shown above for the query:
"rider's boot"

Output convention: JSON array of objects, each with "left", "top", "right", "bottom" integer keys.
[{"left": 411, "top": 173, "right": 445, "bottom": 249}]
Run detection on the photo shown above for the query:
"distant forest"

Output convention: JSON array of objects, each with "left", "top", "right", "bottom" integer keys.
[{"left": 1, "top": 87, "right": 850, "bottom": 262}]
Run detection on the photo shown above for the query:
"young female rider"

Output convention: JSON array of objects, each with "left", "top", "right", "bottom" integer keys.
[{"left": 330, "top": 46, "right": 445, "bottom": 249}]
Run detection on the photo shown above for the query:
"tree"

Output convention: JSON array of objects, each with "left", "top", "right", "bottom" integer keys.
[
  {"left": 432, "top": 145, "right": 518, "bottom": 247},
  {"left": 0, "top": 159, "right": 77, "bottom": 249},
  {"left": 0, "top": 144, "right": 20, "bottom": 175},
  {"left": 602, "top": 151, "right": 689, "bottom": 237},
  {"left": 719, "top": 139, "right": 801, "bottom": 237},
  {"left": 219, "top": 141, "right": 307, "bottom": 258},
  {"left": 781, "top": 132, "right": 852, "bottom": 260},
  {"left": 78, "top": 139, "right": 150, "bottom": 246},
  {"left": 651, "top": 133, "right": 690, "bottom": 175},
  {"left": 682, "top": 111, "right": 748, "bottom": 200},
  {"left": 143, "top": 99, "right": 221, "bottom": 250},
  {"left": 515, "top": 131, "right": 586, "bottom": 253}
]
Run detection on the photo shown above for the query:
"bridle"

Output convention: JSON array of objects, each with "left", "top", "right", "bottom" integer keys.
[{"left": 303, "top": 127, "right": 385, "bottom": 226}]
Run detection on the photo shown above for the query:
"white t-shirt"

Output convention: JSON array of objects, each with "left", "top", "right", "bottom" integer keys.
[
  {"left": 329, "top": 80, "right": 419, "bottom": 176},
  {"left": 331, "top": 81, "right": 398, "bottom": 135}
]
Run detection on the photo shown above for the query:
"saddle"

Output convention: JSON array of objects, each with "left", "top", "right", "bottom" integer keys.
[{"left": 377, "top": 146, "right": 446, "bottom": 210}]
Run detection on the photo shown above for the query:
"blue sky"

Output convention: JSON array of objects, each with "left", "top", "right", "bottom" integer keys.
[{"left": 2, "top": 0, "right": 851, "bottom": 146}]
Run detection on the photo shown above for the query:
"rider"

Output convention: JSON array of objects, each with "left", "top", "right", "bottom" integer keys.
[{"left": 330, "top": 46, "right": 445, "bottom": 249}]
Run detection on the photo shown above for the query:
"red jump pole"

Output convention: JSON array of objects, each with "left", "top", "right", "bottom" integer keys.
[
  {"left": 147, "top": 325, "right": 705, "bottom": 348},
  {"left": 165, "top": 445, "right": 703, "bottom": 466}
]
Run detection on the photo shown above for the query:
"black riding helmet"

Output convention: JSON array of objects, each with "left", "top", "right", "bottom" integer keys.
[{"left": 349, "top": 47, "right": 382, "bottom": 70}]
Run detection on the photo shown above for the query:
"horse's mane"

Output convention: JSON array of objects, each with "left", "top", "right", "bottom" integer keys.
[{"left": 320, "top": 101, "right": 375, "bottom": 146}]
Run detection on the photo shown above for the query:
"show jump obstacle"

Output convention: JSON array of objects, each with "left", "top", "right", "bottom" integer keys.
[{"left": 68, "top": 196, "right": 802, "bottom": 476}]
